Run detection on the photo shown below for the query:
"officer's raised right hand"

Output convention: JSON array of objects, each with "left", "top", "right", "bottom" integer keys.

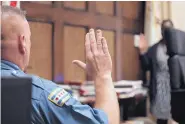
[
  {"left": 73, "top": 29, "right": 119, "bottom": 124},
  {"left": 73, "top": 29, "right": 112, "bottom": 80}
]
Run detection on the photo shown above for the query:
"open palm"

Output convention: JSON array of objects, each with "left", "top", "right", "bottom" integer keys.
[{"left": 73, "top": 29, "right": 112, "bottom": 80}]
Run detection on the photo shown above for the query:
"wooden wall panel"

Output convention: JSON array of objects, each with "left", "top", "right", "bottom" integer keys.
[
  {"left": 27, "top": 22, "right": 52, "bottom": 80},
  {"left": 96, "top": 2, "right": 114, "bottom": 15},
  {"left": 63, "top": 26, "right": 86, "bottom": 82},
  {"left": 102, "top": 30, "right": 116, "bottom": 81},
  {"left": 121, "top": 34, "right": 140, "bottom": 80},
  {"left": 22, "top": 1, "right": 145, "bottom": 82},
  {"left": 64, "top": 1, "right": 86, "bottom": 10},
  {"left": 30, "top": 1, "right": 52, "bottom": 4},
  {"left": 122, "top": 19, "right": 140, "bottom": 32},
  {"left": 122, "top": 1, "right": 141, "bottom": 19}
]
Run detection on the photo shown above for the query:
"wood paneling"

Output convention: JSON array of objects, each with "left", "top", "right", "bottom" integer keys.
[
  {"left": 63, "top": 26, "right": 86, "bottom": 82},
  {"left": 27, "top": 22, "right": 52, "bottom": 80},
  {"left": 122, "top": 1, "right": 141, "bottom": 19},
  {"left": 102, "top": 30, "right": 116, "bottom": 81},
  {"left": 21, "top": 1, "right": 145, "bottom": 82},
  {"left": 30, "top": 1, "right": 52, "bottom": 5},
  {"left": 96, "top": 2, "right": 114, "bottom": 15},
  {"left": 121, "top": 34, "right": 140, "bottom": 80},
  {"left": 122, "top": 19, "right": 140, "bottom": 32},
  {"left": 21, "top": 2, "right": 122, "bottom": 31},
  {"left": 64, "top": 1, "right": 86, "bottom": 10}
]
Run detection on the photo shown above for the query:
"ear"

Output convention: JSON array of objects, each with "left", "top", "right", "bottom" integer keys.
[{"left": 18, "top": 35, "right": 26, "bottom": 54}]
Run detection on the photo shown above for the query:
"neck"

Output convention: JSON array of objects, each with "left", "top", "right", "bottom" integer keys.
[{"left": 1, "top": 52, "right": 25, "bottom": 71}]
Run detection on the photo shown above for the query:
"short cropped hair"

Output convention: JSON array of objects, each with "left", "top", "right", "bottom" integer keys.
[
  {"left": 1, "top": 5, "right": 26, "bottom": 19},
  {"left": 161, "top": 19, "right": 174, "bottom": 28},
  {"left": 1, "top": 6, "right": 26, "bottom": 41}
]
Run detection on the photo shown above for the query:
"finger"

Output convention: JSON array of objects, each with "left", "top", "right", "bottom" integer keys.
[
  {"left": 101, "top": 37, "right": 110, "bottom": 55},
  {"left": 96, "top": 29, "right": 103, "bottom": 52},
  {"left": 89, "top": 29, "right": 97, "bottom": 54},
  {"left": 72, "top": 60, "right": 86, "bottom": 70},
  {"left": 85, "top": 33, "right": 92, "bottom": 57}
]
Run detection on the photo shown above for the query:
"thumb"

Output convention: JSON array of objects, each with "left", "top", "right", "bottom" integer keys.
[{"left": 72, "top": 60, "right": 86, "bottom": 70}]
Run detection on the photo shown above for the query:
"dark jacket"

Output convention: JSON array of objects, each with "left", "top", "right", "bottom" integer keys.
[{"left": 140, "top": 41, "right": 162, "bottom": 102}]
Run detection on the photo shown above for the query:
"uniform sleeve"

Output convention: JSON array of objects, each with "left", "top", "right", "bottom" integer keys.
[
  {"left": 39, "top": 87, "right": 108, "bottom": 124},
  {"left": 31, "top": 100, "right": 45, "bottom": 124}
]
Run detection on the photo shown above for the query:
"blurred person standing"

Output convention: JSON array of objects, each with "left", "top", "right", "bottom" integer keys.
[{"left": 138, "top": 20, "right": 174, "bottom": 124}]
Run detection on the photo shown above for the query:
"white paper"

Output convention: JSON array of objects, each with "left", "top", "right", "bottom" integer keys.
[{"left": 134, "top": 35, "right": 140, "bottom": 47}]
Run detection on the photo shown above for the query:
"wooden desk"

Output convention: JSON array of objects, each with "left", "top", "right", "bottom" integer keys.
[{"left": 80, "top": 88, "right": 148, "bottom": 122}]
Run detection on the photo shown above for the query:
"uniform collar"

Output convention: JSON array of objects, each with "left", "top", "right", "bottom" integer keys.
[{"left": 1, "top": 59, "right": 21, "bottom": 71}]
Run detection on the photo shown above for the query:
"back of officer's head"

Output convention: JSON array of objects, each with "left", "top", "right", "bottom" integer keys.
[{"left": 1, "top": 6, "right": 31, "bottom": 71}]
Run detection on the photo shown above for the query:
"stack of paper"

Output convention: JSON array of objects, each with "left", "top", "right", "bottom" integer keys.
[{"left": 58, "top": 80, "right": 148, "bottom": 103}]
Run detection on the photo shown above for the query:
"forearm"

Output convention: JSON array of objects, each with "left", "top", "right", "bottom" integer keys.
[{"left": 94, "top": 75, "right": 120, "bottom": 124}]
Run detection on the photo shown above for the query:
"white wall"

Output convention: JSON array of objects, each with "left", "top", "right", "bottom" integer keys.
[
  {"left": 144, "top": 1, "right": 172, "bottom": 46},
  {"left": 170, "top": 1, "right": 185, "bottom": 31},
  {"left": 144, "top": 1, "right": 185, "bottom": 46}
]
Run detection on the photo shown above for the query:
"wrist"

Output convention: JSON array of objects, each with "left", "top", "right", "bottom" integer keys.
[
  {"left": 95, "top": 73, "right": 112, "bottom": 81},
  {"left": 94, "top": 74, "right": 113, "bottom": 87}
]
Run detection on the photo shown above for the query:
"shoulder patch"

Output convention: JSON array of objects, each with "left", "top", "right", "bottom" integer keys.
[{"left": 48, "top": 87, "right": 71, "bottom": 106}]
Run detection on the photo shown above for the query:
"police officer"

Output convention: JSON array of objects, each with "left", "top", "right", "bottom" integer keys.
[{"left": 1, "top": 6, "right": 119, "bottom": 124}]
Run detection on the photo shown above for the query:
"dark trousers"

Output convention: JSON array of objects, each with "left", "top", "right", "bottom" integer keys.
[
  {"left": 157, "top": 119, "right": 168, "bottom": 124},
  {"left": 171, "top": 90, "right": 185, "bottom": 124}
]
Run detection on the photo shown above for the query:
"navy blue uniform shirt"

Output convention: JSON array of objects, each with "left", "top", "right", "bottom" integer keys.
[{"left": 1, "top": 60, "right": 108, "bottom": 124}]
